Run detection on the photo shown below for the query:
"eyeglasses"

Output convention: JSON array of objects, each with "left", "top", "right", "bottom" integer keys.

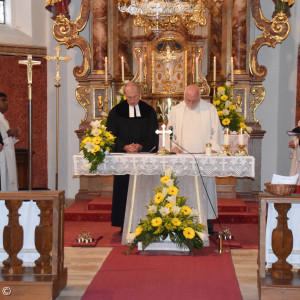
[{"left": 0, "top": 98, "right": 7, "bottom": 102}]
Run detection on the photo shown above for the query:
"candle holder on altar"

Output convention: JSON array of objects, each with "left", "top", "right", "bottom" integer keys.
[
  {"left": 218, "top": 144, "right": 234, "bottom": 156},
  {"left": 214, "top": 227, "right": 233, "bottom": 254},
  {"left": 211, "top": 81, "right": 217, "bottom": 99},
  {"left": 235, "top": 144, "right": 248, "bottom": 156},
  {"left": 103, "top": 81, "right": 111, "bottom": 114}
]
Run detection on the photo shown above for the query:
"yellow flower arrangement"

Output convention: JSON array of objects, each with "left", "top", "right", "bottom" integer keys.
[
  {"left": 213, "top": 83, "right": 251, "bottom": 133},
  {"left": 125, "top": 169, "right": 206, "bottom": 254},
  {"left": 80, "top": 120, "right": 116, "bottom": 173}
]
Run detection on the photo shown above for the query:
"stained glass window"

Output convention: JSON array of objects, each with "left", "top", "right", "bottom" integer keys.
[{"left": 0, "top": 0, "right": 5, "bottom": 24}]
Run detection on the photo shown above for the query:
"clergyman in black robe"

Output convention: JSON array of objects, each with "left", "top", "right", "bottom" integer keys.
[{"left": 106, "top": 82, "right": 159, "bottom": 230}]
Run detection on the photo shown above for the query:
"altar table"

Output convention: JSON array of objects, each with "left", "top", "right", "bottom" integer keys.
[{"left": 73, "top": 153, "right": 255, "bottom": 246}]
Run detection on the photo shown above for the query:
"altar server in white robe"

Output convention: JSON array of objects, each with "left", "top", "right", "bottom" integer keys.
[
  {"left": 0, "top": 92, "right": 19, "bottom": 191},
  {"left": 167, "top": 85, "right": 222, "bottom": 234}
]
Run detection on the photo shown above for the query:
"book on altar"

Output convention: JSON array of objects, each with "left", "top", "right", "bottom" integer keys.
[{"left": 271, "top": 173, "right": 299, "bottom": 185}]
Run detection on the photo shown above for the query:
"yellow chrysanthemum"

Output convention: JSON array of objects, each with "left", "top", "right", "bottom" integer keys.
[
  {"left": 172, "top": 218, "right": 181, "bottom": 226},
  {"left": 222, "top": 118, "right": 231, "bottom": 126},
  {"left": 240, "top": 122, "right": 246, "bottom": 129},
  {"left": 151, "top": 217, "right": 162, "bottom": 227},
  {"left": 213, "top": 100, "right": 220, "bottom": 106},
  {"left": 217, "top": 87, "right": 225, "bottom": 93},
  {"left": 181, "top": 206, "right": 192, "bottom": 215},
  {"left": 154, "top": 192, "right": 164, "bottom": 204},
  {"left": 218, "top": 111, "right": 223, "bottom": 116},
  {"left": 92, "top": 137, "right": 102, "bottom": 144},
  {"left": 160, "top": 175, "right": 170, "bottom": 183},
  {"left": 167, "top": 186, "right": 178, "bottom": 196},
  {"left": 166, "top": 203, "right": 174, "bottom": 210},
  {"left": 135, "top": 226, "right": 142, "bottom": 236},
  {"left": 124, "top": 95, "right": 127, "bottom": 100},
  {"left": 229, "top": 104, "right": 236, "bottom": 110},
  {"left": 221, "top": 95, "right": 228, "bottom": 101},
  {"left": 183, "top": 227, "right": 195, "bottom": 239},
  {"left": 94, "top": 145, "right": 100, "bottom": 152}
]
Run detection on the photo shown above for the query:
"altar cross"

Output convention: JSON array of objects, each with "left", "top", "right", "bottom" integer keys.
[
  {"left": 19, "top": 55, "right": 41, "bottom": 190},
  {"left": 155, "top": 124, "right": 172, "bottom": 148},
  {"left": 45, "top": 45, "right": 71, "bottom": 83}
]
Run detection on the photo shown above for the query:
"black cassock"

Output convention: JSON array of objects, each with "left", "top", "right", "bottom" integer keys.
[{"left": 106, "top": 100, "right": 159, "bottom": 228}]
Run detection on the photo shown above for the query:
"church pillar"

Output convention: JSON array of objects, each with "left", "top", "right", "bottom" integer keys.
[{"left": 231, "top": 0, "right": 248, "bottom": 74}]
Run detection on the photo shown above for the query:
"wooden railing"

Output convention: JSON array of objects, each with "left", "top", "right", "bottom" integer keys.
[{"left": 0, "top": 191, "right": 67, "bottom": 299}]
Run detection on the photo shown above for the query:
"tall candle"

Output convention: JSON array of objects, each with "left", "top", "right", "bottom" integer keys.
[
  {"left": 139, "top": 57, "right": 143, "bottom": 83},
  {"left": 238, "top": 128, "right": 245, "bottom": 145},
  {"left": 121, "top": 56, "right": 125, "bottom": 82},
  {"left": 223, "top": 128, "right": 230, "bottom": 146},
  {"left": 105, "top": 56, "right": 108, "bottom": 82},
  {"left": 230, "top": 57, "right": 234, "bottom": 83},
  {"left": 213, "top": 56, "right": 216, "bottom": 82},
  {"left": 195, "top": 57, "right": 199, "bottom": 83}
]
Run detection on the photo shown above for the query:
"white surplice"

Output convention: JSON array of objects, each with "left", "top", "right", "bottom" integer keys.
[
  {"left": 0, "top": 112, "right": 18, "bottom": 191},
  {"left": 167, "top": 100, "right": 222, "bottom": 219}
]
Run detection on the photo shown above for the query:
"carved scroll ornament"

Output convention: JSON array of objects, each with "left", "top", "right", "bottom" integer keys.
[
  {"left": 52, "top": 0, "right": 91, "bottom": 79},
  {"left": 250, "top": 0, "right": 290, "bottom": 81}
]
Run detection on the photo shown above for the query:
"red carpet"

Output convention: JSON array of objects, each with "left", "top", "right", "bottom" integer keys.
[{"left": 82, "top": 247, "right": 243, "bottom": 300}]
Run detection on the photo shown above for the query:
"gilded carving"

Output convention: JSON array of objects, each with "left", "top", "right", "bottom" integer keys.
[
  {"left": 52, "top": 0, "right": 91, "bottom": 79},
  {"left": 196, "top": 48, "right": 210, "bottom": 96},
  {"left": 250, "top": 85, "right": 265, "bottom": 123},
  {"left": 250, "top": 1, "right": 290, "bottom": 81},
  {"left": 76, "top": 86, "right": 91, "bottom": 122}
]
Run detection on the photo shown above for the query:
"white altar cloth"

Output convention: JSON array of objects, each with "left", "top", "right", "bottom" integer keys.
[
  {"left": 73, "top": 153, "right": 255, "bottom": 246},
  {"left": 266, "top": 203, "right": 300, "bottom": 269},
  {"left": 0, "top": 200, "right": 40, "bottom": 266}
]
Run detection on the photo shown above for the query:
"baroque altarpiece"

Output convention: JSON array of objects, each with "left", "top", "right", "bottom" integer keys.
[{"left": 48, "top": 0, "right": 292, "bottom": 198}]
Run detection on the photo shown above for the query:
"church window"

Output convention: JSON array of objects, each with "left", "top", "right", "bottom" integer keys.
[{"left": 0, "top": 0, "right": 5, "bottom": 24}]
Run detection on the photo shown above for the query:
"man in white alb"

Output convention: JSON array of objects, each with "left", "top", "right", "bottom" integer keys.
[
  {"left": 0, "top": 92, "right": 19, "bottom": 191},
  {"left": 167, "top": 84, "right": 222, "bottom": 234}
]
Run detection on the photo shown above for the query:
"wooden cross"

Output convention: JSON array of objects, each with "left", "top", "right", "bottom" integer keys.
[
  {"left": 155, "top": 124, "right": 172, "bottom": 148},
  {"left": 19, "top": 55, "right": 41, "bottom": 85},
  {"left": 45, "top": 45, "right": 71, "bottom": 83}
]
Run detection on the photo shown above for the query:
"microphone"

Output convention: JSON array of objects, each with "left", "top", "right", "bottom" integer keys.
[
  {"left": 168, "top": 126, "right": 173, "bottom": 153},
  {"left": 149, "top": 146, "right": 156, "bottom": 153}
]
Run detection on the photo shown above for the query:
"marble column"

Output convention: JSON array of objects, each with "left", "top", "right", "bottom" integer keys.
[
  {"left": 231, "top": 0, "right": 248, "bottom": 74},
  {"left": 92, "top": 0, "right": 108, "bottom": 73}
]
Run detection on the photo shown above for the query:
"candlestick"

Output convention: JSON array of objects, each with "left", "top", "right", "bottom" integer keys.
[
  {"left": 121, "top": 56, "right": 125, "bottom": 82},
  {"left": 230, "top": 57, "right": 234, "bottom": 83},
  {"left": 238, "top": 128, "right": 245, "bottom": 146},
  {"left": 213, "top": 56, "right": 216, "bottom": 82},
  {"left": 105, "top": 56, "right": 108, "bottom": 82},
  {"left": 223, "top": 128, "right": 230, "bottom": 146},
  {"left": 195, "top": 57, "right": 199, "bottom": 83},
  {"left": 139, "top": 57, "right": 143, "bottom": 83}
]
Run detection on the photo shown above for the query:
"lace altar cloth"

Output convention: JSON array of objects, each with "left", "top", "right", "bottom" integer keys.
[{"left": 73, "top": 153, "right": 255, "bottom": 178}]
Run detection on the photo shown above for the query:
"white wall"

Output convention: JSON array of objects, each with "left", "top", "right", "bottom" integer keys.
[
  {"left": 46, "top": 2, "right": 90, "bottom": 198},
  {"left": 255, "top": 2, "right": 300, "bottom": 187}
]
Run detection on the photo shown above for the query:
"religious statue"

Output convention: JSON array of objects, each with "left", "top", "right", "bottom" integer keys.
[
  {"left": 97, "top": 94, "right": 104, "bottom": 111},
  {"left": 45, "top": 0, "right": 70, "bottom": 18}
]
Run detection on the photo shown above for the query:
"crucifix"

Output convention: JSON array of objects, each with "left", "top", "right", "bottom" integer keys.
[
  {"left": 155, "top": 124, "right": 172, "bottom": 155},
  {"left": 19, "top": 55, "right": 41, "bottom": 190},
  {"left": 45, "top": 45, "right": 71, "bottom": 190}
]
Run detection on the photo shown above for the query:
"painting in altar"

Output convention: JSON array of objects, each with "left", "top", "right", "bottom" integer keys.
[{"left": 152, "top": 40, "right": 186, "bottom": 94}]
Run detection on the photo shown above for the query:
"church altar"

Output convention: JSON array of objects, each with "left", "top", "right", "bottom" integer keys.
[{"left": 73, "top": 153, "right": 255, "bottom": 246}]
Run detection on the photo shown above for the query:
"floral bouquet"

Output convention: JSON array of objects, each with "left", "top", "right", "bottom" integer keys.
[
  {"left": 114, "top": 80, "right": 129, "bottom": 106},
  {"left": 80, "top": 120, "right": 116, "bottom": 173},
  {"left": 125, "top": 169, "right": 206, "bottom": 255},
  {"left": 213, "top": 83, "right": 251, "bottom": 133}
]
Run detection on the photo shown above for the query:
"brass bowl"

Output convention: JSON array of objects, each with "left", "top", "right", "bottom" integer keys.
[{"left": 264, "top": 183, "right": 296, "bottom": 196}]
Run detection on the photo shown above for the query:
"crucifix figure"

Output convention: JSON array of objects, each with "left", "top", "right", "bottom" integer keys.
[
  {"left": 155, "top": 124, "right": 172, "bottom": 155},
  {"left": 19, "top": 55, "right": 41, "bottom": 190},
  {"left": 45, "top": 45, "right": 71, "bottom": 190},
  {"left": 156, "top": 45, "right": 179, "bottom": 80}
]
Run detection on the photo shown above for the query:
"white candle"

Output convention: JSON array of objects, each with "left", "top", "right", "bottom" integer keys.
[
  {"left": 213, "top": 56, "right": 216, "bottom": 82},
  {"left": 105, "top": 56, "right": 108, "bottom": 82},
  {"left": 195, "top": 57, "right": 199, "bottom": 83},
  {"left": 238, "top": 128, "right": 245, "bottom": 146},
  {"left": 121, "top": 56, "right": 125, "bottom": 82},
  {"left": 223, "top": 128, "right": 230, "bottom": 146},
  {"left": 230, "top": 57, "right": 234, "bottom": 83},
  {"left": 139, "top": 57, "right": 143, "bottom": 83}
]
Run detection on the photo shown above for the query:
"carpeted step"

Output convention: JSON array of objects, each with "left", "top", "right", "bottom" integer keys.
[
  {"left": 217, "top": 198, "right": 247, "bottom": 212},
  {"left": 214, "top": 212, "right": 258, "bottom": 224},
  {"left": 65, "top": 199, "right": 111, "bottom": 222},
  {"left": 88, "top": 197, "right": 112, "bottom": 211}
]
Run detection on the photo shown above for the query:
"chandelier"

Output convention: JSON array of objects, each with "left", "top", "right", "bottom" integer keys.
[{"left": 118, "top": 0, "right": 223, "bottom": 35}]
